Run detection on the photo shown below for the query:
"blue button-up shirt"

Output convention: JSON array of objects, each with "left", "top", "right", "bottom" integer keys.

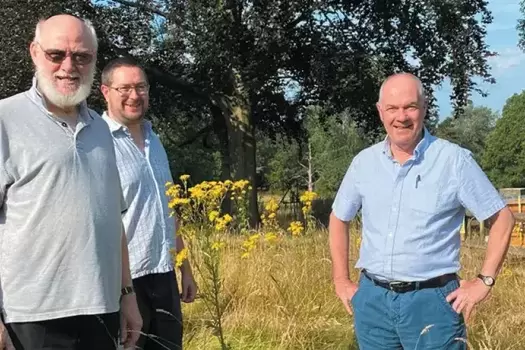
[
  {"left": 102, "top": 112, "right": 176, "bottom": 279},
  {"left": 332, "top": 128, "right": 506, "bottom": 282}
]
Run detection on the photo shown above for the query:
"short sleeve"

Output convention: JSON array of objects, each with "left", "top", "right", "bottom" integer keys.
[
  {"left": 457, "top": 149, "right": 506, "bottom": 221},
  {"left": 0, "top": 167, "right": 9, "bottom": 206},
  {"left": 331, "top": 155, "right": 362, "bottom": 222},
  {"left": 0, "top": 128, "right": 13, "bottom": 207},
  {"left": 120, "top": 190, "right": 128, "bottom": 215}
]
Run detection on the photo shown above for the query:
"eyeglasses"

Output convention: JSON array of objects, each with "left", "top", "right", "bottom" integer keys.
[
  {"left": 36, "top": 42, "right": 94, "bottom": 66},
  {"left": 109, "top": 84, "right": 150, "bottom": 96}
]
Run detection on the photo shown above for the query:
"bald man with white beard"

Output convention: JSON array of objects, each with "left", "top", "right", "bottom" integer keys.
[{"left": 0, "top": 14, "right": 142, "bottom": 349}]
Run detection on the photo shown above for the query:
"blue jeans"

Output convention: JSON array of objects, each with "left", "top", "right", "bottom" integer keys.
[{"left": 351, "top": 272, "right": 467, "bottom": 349}]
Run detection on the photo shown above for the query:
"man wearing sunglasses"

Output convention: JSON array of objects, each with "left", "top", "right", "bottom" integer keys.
[
  {"left": 0, "top": 14, "right": 142, "bottom": 349},
  {"left": 99, "top": 56, "right": 197, "bottom": 350}
]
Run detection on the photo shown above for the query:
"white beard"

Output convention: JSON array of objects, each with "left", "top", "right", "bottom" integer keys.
[{"left": 36, "top": 66, "right": 95, "bottom": 109}]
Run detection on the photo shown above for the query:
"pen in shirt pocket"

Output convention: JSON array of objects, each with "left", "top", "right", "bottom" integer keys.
[{"left": 415, "top": 175, "right": 421, "bottom": 188}]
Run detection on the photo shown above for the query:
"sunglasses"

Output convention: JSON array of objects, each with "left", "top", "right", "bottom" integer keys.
[{"left": 36, "top": 42, "right": 94, "bottom": 66}]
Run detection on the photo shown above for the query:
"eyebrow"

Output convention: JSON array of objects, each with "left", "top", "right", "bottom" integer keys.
[{"left": 385, "top": 102, "right": 419, "bottom": 108}]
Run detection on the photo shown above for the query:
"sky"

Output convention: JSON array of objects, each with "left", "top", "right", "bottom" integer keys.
[{"left": 434, "top": 1, "right": 525, "bottom": 121}]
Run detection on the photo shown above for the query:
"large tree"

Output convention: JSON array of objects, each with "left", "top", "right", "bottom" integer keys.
[
  {"left": 436, "top": 101, "right": 499, "bottom": 162},
  {"left": 482, "top": 92, "right": 525, "bottom": 188},
  {"left": 0, "top": 0, "right": 497, "bottom": 225}
]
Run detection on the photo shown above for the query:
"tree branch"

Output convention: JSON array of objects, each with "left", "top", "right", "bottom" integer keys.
[
  {"left": 177, "top": 124, "right": 214, "bottom": 147},
  {"left": 110, "top": 0, "right": 168, "bottom": 18}
]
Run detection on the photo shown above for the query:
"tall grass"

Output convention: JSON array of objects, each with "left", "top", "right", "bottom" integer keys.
[{"left": 178, "top": 229, "right": 525, "bottom": 350}]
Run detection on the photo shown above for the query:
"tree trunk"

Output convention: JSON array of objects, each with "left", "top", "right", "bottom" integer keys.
[
  {"left": 211, "top": 92, "right": 259, "bottom": 227},
  {"left": 211, "top": 104, "right": 233, "bottom": 214},
  {"left": 307, "top": 140, "right": 313, "bottom": 192}
]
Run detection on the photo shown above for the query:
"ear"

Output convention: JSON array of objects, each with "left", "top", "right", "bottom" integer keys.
[
  {"left": 421, "top": 99, "right": 428, "bottom": 115},
  {"left": 29, "top": 41, "right": 39, "bottom": 66},
  {"left": 100, "top": 84, "right": 110, "bottom": 101},
  {"left": 376, "top": 102, "right": 384, "bottom": 122}
]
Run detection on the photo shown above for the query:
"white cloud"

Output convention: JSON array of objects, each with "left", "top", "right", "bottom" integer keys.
[{"left": 488, "top": 47, "right": 525, "bottom": 75}]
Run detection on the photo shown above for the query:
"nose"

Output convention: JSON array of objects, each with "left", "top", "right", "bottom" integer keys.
[
  {"left": 396, "top": 108, "right": 409, "bottom": 121},
  {"left": 59, "top": 56, "right": 75, "bottom": 73},
  {"left": 128, "top": 88, "right": 141, "bottom": 100}
]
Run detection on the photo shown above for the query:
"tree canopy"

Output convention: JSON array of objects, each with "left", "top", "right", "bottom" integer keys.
[
  {"left": 435, "top": 101, "right": 498, "bottom": 162},
  {"left": 482, "top": 92, "right": 525, "bottom": 188},
  {"left": 0, "top": 0, "right": 497, "bottom": 223}
]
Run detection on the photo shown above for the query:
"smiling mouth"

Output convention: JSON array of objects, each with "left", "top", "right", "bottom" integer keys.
[{"left": 56, "top": 76, "right": 80, "bottom": 82}]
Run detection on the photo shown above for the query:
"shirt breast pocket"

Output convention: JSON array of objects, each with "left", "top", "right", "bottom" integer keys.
[{"left": 408, "top": 187, "right": 440, "bottom": 214}]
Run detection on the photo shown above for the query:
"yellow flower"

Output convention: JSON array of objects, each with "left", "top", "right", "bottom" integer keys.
[
  {"left": 233, "top": 180, "right": 250, "bottom": 191},
  {"left": 265, "top": 199, "right": 279, "bottom": 213},
  {"left": 300, "top": 191, "right": 318, "bottom": 203},
  {"left": 211, "top": 240, "right": 226, "bottom": 251},
  {"left": 180, "top": 174, "right": 190, "bottom": 182},
  {"left": 168, "top": 198, "right": 190, "bottom": 209},
  {"left": 264, "top": 232, "right": 278, "bottom": 244},
  {"left": 175, "top": 247, "right": 188, "bottom": 267},
  {"left": 287, "top": 221, "right": 304, "bottom": 236},
  {"left": 208, "top": 210, "right": 220, "bottom": 222},
  {"left": 214, "top": 214, "right": 233, "bottom": 231}
]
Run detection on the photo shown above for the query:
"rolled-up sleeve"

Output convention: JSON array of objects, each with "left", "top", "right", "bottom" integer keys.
[
  {"left": 331, "top": 155, "right": 362, "bottom": 222},
  {"left": 457, "top": 149, "right": 506, "bottom": 221}
]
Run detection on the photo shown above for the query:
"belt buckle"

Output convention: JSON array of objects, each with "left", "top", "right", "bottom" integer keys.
[{"left": 388, "top": 281, "right": 411, "bottom": 292}]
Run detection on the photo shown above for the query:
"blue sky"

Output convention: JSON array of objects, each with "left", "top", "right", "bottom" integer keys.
[{"left": 435, "top": 1, "right": 525, "bottom": 121}]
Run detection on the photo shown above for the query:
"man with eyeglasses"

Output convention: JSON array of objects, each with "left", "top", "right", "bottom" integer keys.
[
  {"left": 0, "top": 14, "right": 142, "bottom": 349},
  {"left": 100, "top": 56, "right": 197, "bottom": 350}
]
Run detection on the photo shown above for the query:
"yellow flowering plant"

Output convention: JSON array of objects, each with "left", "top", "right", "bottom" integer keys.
[
  {"left": 166, "top": 175, "right": 261, "bottom": 349},
  {"left": 300, "top": 190, "right": 318, "bottom": 232},
  {"left": 260, "top": 198, "right": 280, "bottom": 230},
  {"left": 165, "top": 176, "right": 297, "bottom": 347}
]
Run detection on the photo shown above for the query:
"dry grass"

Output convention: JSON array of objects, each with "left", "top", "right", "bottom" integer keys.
[{"left": 178, "top": 229, "right": 525, "bottom": 350}]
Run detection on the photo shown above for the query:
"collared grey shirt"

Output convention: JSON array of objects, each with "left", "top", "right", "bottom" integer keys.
[{"left": 0, "top": 79, "right": 126, "bottom": 323}]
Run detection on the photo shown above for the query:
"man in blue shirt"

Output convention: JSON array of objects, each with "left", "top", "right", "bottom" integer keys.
[
  {"left": 100, "top": 57, "right": 197, "bottom": 350},
  {"left": 329, "top": 72, "right": 515, "bottom": 349}
]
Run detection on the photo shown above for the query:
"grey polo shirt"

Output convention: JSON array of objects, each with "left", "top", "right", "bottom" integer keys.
[{"left": 0, "top": 79, "right": 126, "bottom": 323}]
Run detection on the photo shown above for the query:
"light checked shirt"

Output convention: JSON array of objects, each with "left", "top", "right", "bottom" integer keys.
[
  {"left": 332, "top": 128, "right": 506, "bottom": 282},
  {"left": 102, "top": 112, "right": 176, "bottom": 279}
]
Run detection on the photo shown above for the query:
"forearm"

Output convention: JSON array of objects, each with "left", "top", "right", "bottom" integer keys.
[
  {"left": 329, "top": 212, "right": 351, "bottom": 282},
  {"left": 174, "top": 221, "right": 192, "bottom": 275},
  {"left": 121, "top": 227, "right": 133, "bottom": 288},
  {"left": 480, "top": 207, "right": 515, "bottom": 278}
]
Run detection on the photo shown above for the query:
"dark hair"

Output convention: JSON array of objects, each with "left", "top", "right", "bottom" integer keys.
[{"left": 101, "top": 56, "right": 147, "bottom": 86}]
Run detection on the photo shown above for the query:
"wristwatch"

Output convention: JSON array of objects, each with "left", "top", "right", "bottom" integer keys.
[
  {"left": 477, "top": 274, "right": 495, "bottom": 287},
  {"left": 121, "top": 286, "right": 135, "bottom": 297}
]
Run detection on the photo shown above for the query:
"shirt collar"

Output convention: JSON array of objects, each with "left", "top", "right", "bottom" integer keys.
[
  {"left": 101, "top": 111, "right": 152, "bottom": 135},
  {"left": 382, "top": 127, "right": 432, "bottom": 161},
  {"left": 27, "top": 76, "right": 94, "bottom": 123}
]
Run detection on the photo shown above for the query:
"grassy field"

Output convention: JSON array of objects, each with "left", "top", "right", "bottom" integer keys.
[{"left": 178, "top": 229, "right": 525, "bottom": 350}]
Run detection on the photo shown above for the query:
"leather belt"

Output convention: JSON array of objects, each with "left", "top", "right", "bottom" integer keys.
[{"left": 362, "top": 270, "right": 458, "bottom": 293}]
